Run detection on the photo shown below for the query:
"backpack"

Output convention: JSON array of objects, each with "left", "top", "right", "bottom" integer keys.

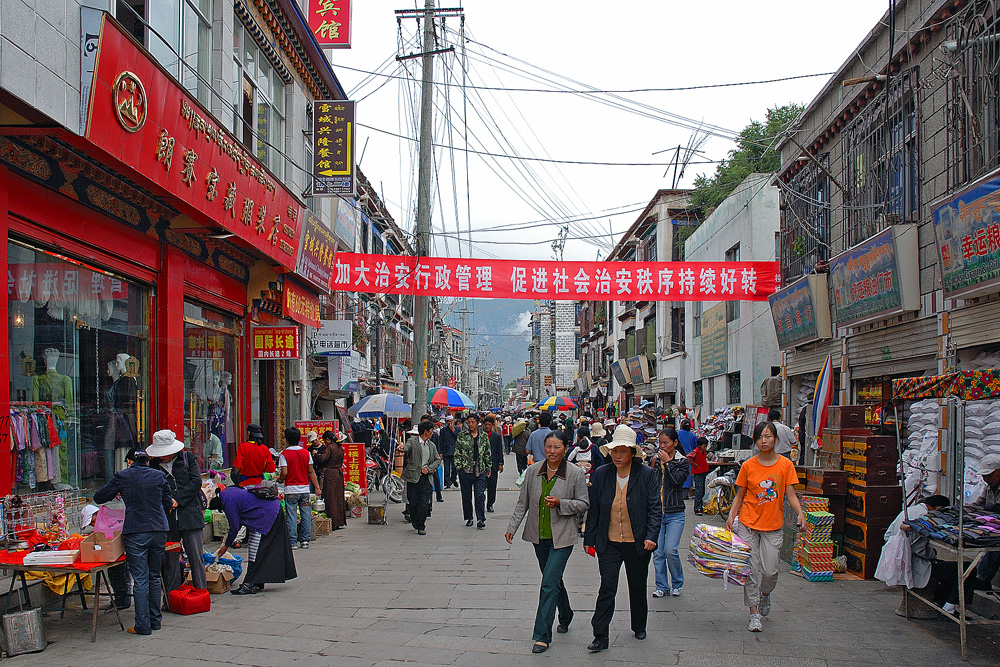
[{"left": 247, "top": 479, "right": 279, "bottom": 500}]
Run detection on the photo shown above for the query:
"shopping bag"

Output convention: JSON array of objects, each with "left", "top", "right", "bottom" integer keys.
[
  {"left": 874, "top": 531, "right": 912, "bottom": 587},
  {"left": 93, "top": 506, "right": 125, "bottom": 539},
  {"left": 515, "top": 470, "right": 527, "bottom": 488}
]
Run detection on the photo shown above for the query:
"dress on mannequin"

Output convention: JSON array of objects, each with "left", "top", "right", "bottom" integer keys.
[
  {"left": 104, "top": 354, "right": 138, "bottom": 474},
  {"left": 32, "top": 348, "right": 73, "bottom": 485}
]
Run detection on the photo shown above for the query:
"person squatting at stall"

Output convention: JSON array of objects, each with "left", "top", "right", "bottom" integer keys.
[
  {"left": 93, "top": 450, "right": 174, "bottom": 636},
  {"left": 147, "top": 429, "right": 207, "bottom": 593},
  {"left": 211, "top": 484, "right": 297, "bottom": 595},
  {"left": 506, "top": 430, "right": 589, "bottom": 654},
  {"left": 584, "top": 426, "right": 661, "bottom": 653},
  {"left": 399, "top": 421, "right": 442, "bottom": 535},
  {"left": 727, "top": 421, "right": 806, "bottom": 633}
]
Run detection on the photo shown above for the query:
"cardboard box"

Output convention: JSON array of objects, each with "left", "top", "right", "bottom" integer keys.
[
  {"left": 188, "top": 568, "right": 234, "bottom": 594},
  {"left": 79, "top": 531, "right": 125, "bottom": 563}
]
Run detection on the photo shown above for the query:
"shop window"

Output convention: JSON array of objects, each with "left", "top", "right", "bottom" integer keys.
[
  {"left": 728, "top": 372, "right": 741, "bottom": 405},
  {"left": 8, "top": 240, "right": 151, "bottom": 493},
  {"left": 183, "top": 302, "right": 240, "bottom": 471},
  {"left": 726, "top": 244, "right": 740, "bottom": 322},
  {"left": 234, "top": 20, "right": 287, "bottom": 179},
  {"left": 116, "top": 0, "right": 213, "bottom": 107},
  {"left": 692, "top": 380, "right": 703, "bottom": 407}
]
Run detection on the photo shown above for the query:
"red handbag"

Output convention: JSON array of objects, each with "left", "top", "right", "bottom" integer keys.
[{"left": 167, "top": 584, "right": 211, "bottom": 615}]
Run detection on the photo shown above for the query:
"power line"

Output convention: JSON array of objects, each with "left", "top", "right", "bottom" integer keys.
[{"left": 331, "top": 58, "right": 835, "bottom": 94}]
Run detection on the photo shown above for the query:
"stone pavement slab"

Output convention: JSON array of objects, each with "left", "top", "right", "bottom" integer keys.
[{"left": 4, "top": 464, "right": 999, "bottom": 665}]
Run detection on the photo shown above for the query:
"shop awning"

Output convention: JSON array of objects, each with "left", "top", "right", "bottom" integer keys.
[{"left": 892, "top": 370, "right": 1000, "bottom": 401}]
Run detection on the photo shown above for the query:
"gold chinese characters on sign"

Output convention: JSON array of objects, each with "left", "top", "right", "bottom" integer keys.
[{"left": 312, "top": 100, "right": 355, "bottom": 197}]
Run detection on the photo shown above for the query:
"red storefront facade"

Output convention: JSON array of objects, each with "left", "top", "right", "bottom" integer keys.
[{"left": 0, "top": 14, "right": 323, "bottom": 496}]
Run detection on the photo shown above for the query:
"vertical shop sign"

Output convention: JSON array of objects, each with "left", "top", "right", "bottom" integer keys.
[
  {"left": 282, "top": 279, "right": 321, "bottom": 329},
  {"left": 251, "top": 326, "right": 300, "bottom": 359},
  {"left": 700, "top": 303, "right": 728, "bottom": 377},
  {"left": 312, "top": 100, "right": 356, "bottom": 197},
  {"left": 342, "top": 440, "right": 367, "bottom": 496},
  {"left": 308, "top": 0, "right": 352, "bottom": 48},
  {"left": 295, "top": 210, "right": 338, "bottom": 289}
]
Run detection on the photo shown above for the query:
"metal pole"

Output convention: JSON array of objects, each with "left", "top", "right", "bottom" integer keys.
[
  {"left": 412, "top": 0, "right": 435, "bottom": 418},
  {"left": 373, "top": 309, "right": 381, "bottom": 394}
]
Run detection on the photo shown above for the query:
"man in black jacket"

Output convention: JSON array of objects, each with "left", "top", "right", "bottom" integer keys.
[
  {"left": 94, "top": 450, "right": 174, "bottom": 636},
  {"left": 149, "top": 429, "right": 207, "bottom": 592},
  {"left": 438, "top": 415, "right": 459, "bottom": 488},
  {"left": 484, "top": 415, "right": 504, "bottom": 513}
]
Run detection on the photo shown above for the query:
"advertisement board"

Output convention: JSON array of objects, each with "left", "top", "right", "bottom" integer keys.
[
  {"left": 312, "top": 320, "right": 353, "bottom": 356},
  {"left": 700, "top": 303, "right": 728, "bottom": 377},
  {"left": 312, "top": 100, "right": 356, "bottom": 197},
  {"left": 768, "top": 274, "right": 833, "bottom": 350},
  {"left": 828, "top": 225, "right": 919, "bottom": 326},
  {"left": 932, "top": 170, "right": 1000, "bottom": 298},
  {"left": 342, "top": 440, "right": 367, "bottom": 496},
  {"left": 251, "top": 326, "right": 299, "bottom": 360}
]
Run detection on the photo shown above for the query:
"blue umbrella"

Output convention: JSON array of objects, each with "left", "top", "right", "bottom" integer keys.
[{"left": 348, "top": 393, "right": 412, "bottom": 419}]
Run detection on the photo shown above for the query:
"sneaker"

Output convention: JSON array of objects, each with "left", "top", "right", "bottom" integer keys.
[
  {"left": 290, "top": 543, "right": 298, "bottom": 550},
  {"left": 300, "top": 541, "right": 309, "bottom": 550},
  {"left": 671, "top": 588, "right": 682, "bottom": 597},
  {"left": 748, "top": 613, "right": 762, "bottom": 632},
  {"left": 466, "top": 519, "right": 474, "bottom": 527},
  {"left": 477, "top": 520, "right": 485, "bottom": 530},
  {"left": 652, "top": 589, "right": 667, "bottom": 598},
  {"left": 759, "top": 593, "right": 770, "bottom": 617},
  {"left": 417, "top": 529, "right": 426, "bottom": 535}
]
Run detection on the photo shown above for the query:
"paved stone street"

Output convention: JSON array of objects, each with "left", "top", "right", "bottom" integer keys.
[{"left": 8, "top": 466, "right": 1000, "bottom": 666}]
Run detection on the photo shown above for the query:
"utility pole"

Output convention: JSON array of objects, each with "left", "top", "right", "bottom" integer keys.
[{"left": 372, "top": 306, "right": 382, "bottom": 394}]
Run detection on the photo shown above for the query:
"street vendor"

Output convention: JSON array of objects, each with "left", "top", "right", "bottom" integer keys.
[
  {"left": 972, "top": 454, "right": 1000, "bottom": 589},
  {"left": 211, "top": 485, "right": 296, "bottom": 596}
]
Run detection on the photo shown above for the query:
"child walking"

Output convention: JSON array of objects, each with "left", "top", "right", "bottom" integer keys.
[{"left": 726, "top": 421, "right": 805, "bottom": 632}]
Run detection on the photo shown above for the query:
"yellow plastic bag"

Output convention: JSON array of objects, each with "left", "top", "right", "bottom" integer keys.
[{"left": 703, "top": 494, "right": 720, "bottom": 516}]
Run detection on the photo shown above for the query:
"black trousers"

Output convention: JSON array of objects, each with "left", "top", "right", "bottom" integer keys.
[
  {"left": 443, "top": 455, "right": 456, "bottom": 487},
  {"left": 459, "top": 470, "right": 487, "bottom": 521},
  {"left": 407, "top": 475, "right": 433, "bottom": 530},
  {"left": 516, "top": 453, "right": 529, "bottom": 474},
  {"left": 591, "top": 541, "right": 652, "bottom": 639},
  {"left": 486, "top": 467, "right": 499, "bottom": 508},
  {"left": 432, "top": 467, "right": 444, "bottom": 500}
]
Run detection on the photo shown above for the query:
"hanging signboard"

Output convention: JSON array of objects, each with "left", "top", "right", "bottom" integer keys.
[
  {"left": 828, "top": 225, "right": 919, "bottom": 326},
  {"left": 329, "top": 351, "right": 360, "bottom": 392},
  {"left": 308, "top": 0, "right": 352, "bottom": 48},
  {"left": 332, "top": 199, "right": 360, "bottom": 252},
  {"left": 331, "top": 252, "right": 779, "bottom": 301},
  {"left": 768, "top": 274, "right": 833, "bottom": 350},
  {"left": 312, "top": 319, "right": 353, "bottom": 356},
  {"left": 700, "top": 303, "right": 728, "bottom": 377},
  {"left": 283, "top": 279, "right": 321, "bottom": 329},
  {"left": 251, "top": 326, "right": 300, "bottom": 360},
  {"left": 626, "top": 355, "right": 651, "bottom": 385},
  {"left": 82, "top": 16, "right": 303, "bottom": 270},
  {"left": 932, "top": 170, "right": 1000, "bottom": 298},
  {"left": 610, "top": 360, "right": 632, "bottom": 388},
  {"left": 312, "top": 100, "right": 356, "bottom": 197},
  {"left": 295, "top": 210, "right": 338, "bottom": 290}
]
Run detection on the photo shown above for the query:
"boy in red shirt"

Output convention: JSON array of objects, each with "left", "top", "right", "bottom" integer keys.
[
  {"left": 686, "top": 436, "right": 711, "bottom": 516},
  {"left": 278, "top": 427, "right": 320, "bottom": 550}
]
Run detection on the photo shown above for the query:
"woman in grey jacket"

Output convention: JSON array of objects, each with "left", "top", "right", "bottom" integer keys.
[{"left": 505, "top": 430, "right": 589, "bottom": 654}]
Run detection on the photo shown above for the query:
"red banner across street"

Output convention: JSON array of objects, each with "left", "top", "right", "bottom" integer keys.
[{"left": 330, "top": 253, "right": 779, "bottom": 301}]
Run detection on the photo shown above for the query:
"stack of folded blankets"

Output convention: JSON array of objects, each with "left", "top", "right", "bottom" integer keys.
[
  {"left": 687, "top": 523, "right": 751, "bottom": 586},
  {"left": 797, "top": 511, "right": 836, "bottom": 581},
  {"left": 904, "top": 507, "right": 1000, "bottom": 547}
]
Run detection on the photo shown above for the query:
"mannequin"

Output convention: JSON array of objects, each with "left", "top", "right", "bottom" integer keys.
[
  {"left": 209, "top": 371, "right": 233, "bottom": 466},
  {"left": 105, "top": 352, "right": 138, "bottom": 474},
  {"left": 31, "top": 348, "right": 74, "bottom": 486}
]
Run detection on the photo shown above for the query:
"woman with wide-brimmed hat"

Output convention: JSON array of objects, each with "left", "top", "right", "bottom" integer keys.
[
  {"left": 148, "top": 429, "right": 207, "bottom": 593},
  {"left": 583, "top": 425, "right": 661, "bottom": 653}
]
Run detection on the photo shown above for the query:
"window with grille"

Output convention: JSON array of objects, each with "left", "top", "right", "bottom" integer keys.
[
  {"left": 842, "top": 69, "right": 919, "bottom": 248},
  {"left": 947, "top": 1, "right": 1000, "bottom": 187},
  {"left": 779, "top": 156, "right": 830, "bottom": 285},
  {"left": 728, "top": 372, "right": 741, "bottom": 405},
  {"left": 693, "top": 380, "right": 703, "bottom": 407},
  {"left": 726, "top": 244, "right": 740, "bottom": 322}
]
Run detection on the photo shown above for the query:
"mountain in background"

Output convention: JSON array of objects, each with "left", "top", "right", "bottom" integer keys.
[{"left": 444, "top": 298, "right": 533, "bottom": 385}]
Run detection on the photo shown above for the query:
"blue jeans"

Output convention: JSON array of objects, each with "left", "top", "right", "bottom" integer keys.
[
  {"left": 285, "top": 493, "right": 312, "bottom": 545},
  {"left": 653, "top": 511, "right": 685, "bottom": 592},
  {"left": 123, "top": 531, "right": 166, "bottom": 633},
  {"left": 531, "top": 540, "right": 573, "bottom": 644}
]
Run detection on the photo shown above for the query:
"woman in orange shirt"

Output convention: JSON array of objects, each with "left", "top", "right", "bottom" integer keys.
[{"left": 726, "top": 421, "right": 805, "bottom": 633}]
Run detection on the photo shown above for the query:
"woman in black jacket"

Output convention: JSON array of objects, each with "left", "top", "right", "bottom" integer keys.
[
  {"left": 148, "top": 429, "right": 207, "bottom": 591},
  {"left": 651, "top": 427, "right": 691, "bottom": 598},
  {"left": 583, "top": 426, "right": 661, "bottom": 653}
]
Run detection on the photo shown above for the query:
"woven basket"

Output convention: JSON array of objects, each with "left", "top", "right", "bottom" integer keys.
[{"left": 315, "top": 516, "right": 333, "bottom": 536}]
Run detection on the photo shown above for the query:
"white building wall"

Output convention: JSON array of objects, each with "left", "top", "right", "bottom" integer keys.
[{"left": 684, "top": 174, "right": 781, "bottom": 409}]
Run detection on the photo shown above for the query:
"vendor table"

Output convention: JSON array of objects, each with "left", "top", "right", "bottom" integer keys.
[
  {"left": 902, "top": 538, "right": 1000, "bottom": 660},
  {"left": 0, "top": 556, "right": 126, "bottom": 643}
]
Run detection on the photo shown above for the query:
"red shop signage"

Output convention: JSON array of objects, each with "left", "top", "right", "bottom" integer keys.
[
  {"left": 309, "top": 0, "right": 352, "bottom": 48},
  {"left": 83, "top": 15, "right": 303, "bottom": 270},
  {"left": 342, "top": 440, "right": 366, "bottom": 496},
  {"left": 283, "top": 279, "right": 321, "bottom": 329},
  {"left": 251, "top": 326, "right": 300, "bottom": 360},
  {"left": 331, "top": 253, "right": 780, "bottom": 301}
]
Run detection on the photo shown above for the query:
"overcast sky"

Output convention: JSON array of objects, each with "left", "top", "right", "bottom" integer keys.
[{"left": 324, "top": 1, "right": 889, "bottom": 262}]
